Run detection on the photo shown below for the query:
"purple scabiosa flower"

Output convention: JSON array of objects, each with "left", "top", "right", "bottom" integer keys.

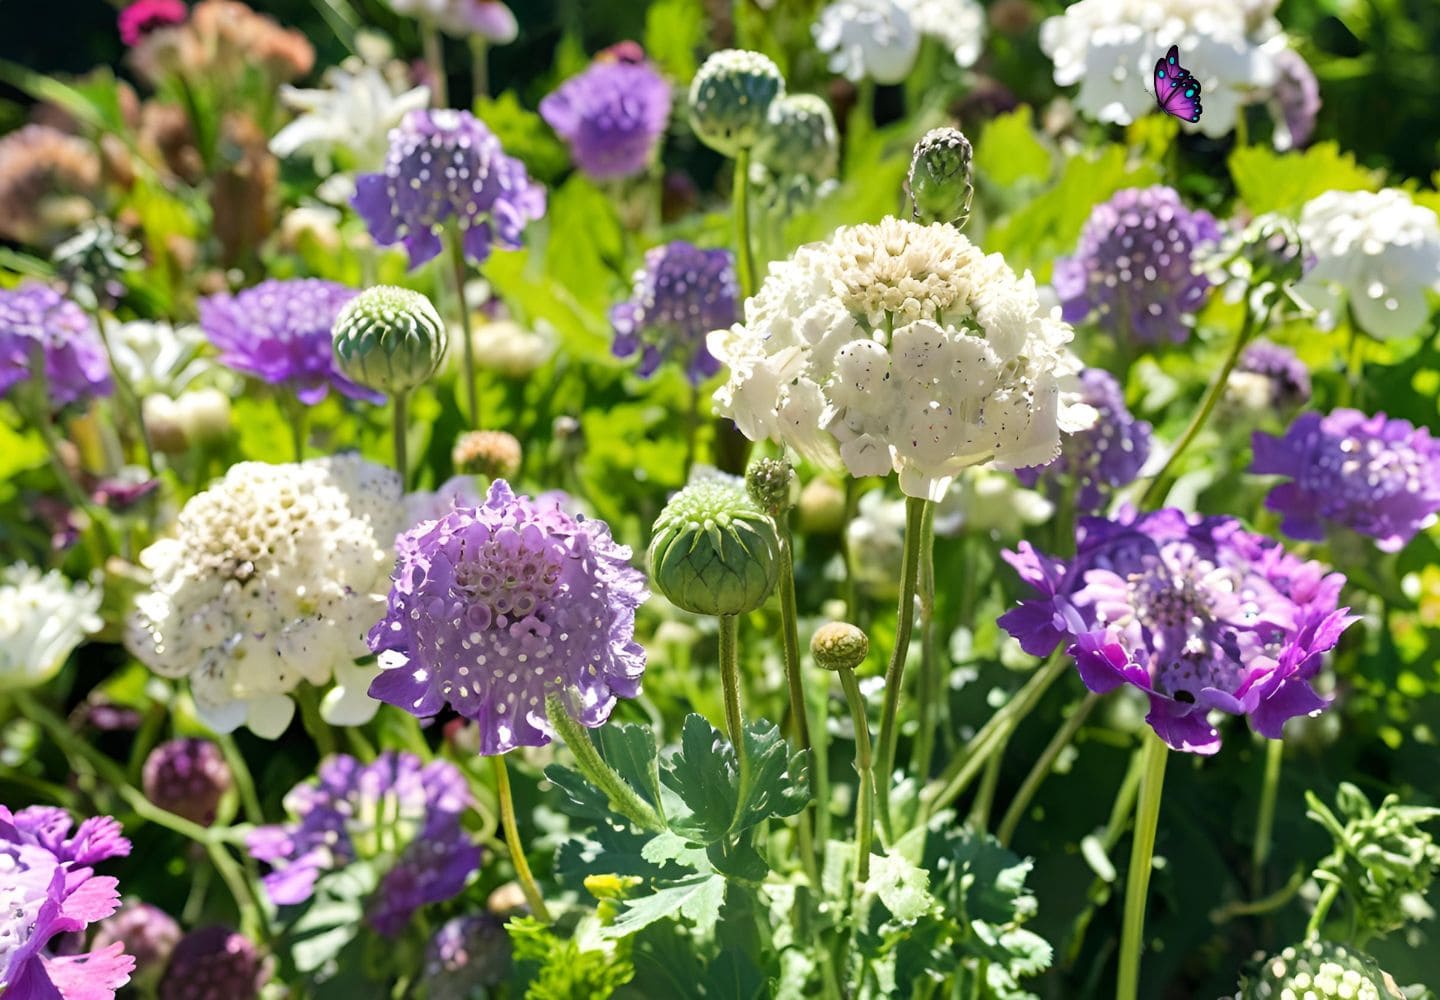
[
  {"left": 540, "top": 49, "right": 673, "bottom": 181},
  {"left": 1015, "top": 368, "right": 1150, "bottom": 514},
  {"left": 367, "top": 479, "right": 648, "bottom": 755},
  {"left": 353, "top": 109, "right": 546, "bottom": 270},
  {"left": 999, "top": 507, "right": 1355, "bottom": 754},
  {"left": 91, "top": 901, "right": 181, "bottom": 992},
  {"left": 1, "top": 805, "right": 135, "bottom": 999},
  {"left": 422, "top": 914, "right": 512, "bottom": 1000},
  {"left": 199, "top": 279, "right": 379, "bottom": 405},
  {"left": 157, "top": 926, "right": 268, "bottom": 1000},
  {"left": 246, "top": 752, "right": 480, "bottom": 936},
  {"left": 142, "top": 739, "right": 233, "bottom": 827},
  {"left": 1052, "top": 186, "right": 1222, "bottom": 345},
  {"left": 1268, "top": 48, "right": 1321, "bottom": 152},
  {"left": 611, "top": 241, "right": 738, "bottom": 384},
  {"left": 1252, "top": 409, "right": 1440, "bottom": 552},
  {"left": 1234, "top": 339, "right": 1311, "bottom": 409},
  {"left": 0, "top": 283, "right": 112, "bottom": 412}
]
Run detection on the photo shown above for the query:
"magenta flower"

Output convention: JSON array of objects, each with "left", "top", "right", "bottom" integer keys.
[
  {"left": 353, "top": 109, "right": 546, "bottom": 270},
  {"left": 0, "top": 805, "right": 135, "bottom": 999},
  {"left": 610, "top": 241, "right": 737, "bottom": 384},
  {"left": 540, "top": 51, "right": 673, "bottom": 181},
  {"left": 1052, "top": 186, "right": 1221, "bottom": 345},
  {"left": 999, "top": 507, "right": 1355, "bottom": 754},
  {"left": 118, "top": 0, "right": 187, "bottom": 46},
  {"left": 0, "top": 284, "right": 112, "bottom": 412},
  {"left": 142, "top": 738, "right": 232, "bottom": 827},
  {"left": 199, "top": 279, "right": 380, "bottom": 405},
  {"left": 367, "top": 479, "right": 648, "bottom": 756},
  {"left": 1252, "top": 409, "right": 1440, "bottom": 552},
  {"left": 246, "top": 752, "right": 480, "bottom": 937}
]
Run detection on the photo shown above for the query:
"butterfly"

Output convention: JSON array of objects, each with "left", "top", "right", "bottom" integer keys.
[{"left": 1153, "top": 45, "right": 1203, "bottom": 124}]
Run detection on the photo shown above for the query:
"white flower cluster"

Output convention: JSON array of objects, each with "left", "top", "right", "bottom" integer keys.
[
  {"left": 813, "top": 0, "right": 986, "bottom": 83},
  {"left": 898, "top": 0, "right": 986, "bottom": 69},
  {"left": 1297, "top": 188, "right": 1440, "bottom": 341},
  {"left": 128, "top": 456, "right": 403, "bottom": 738},
  {"left": 709, "top": 217, "right": 1093, "bottom": 501},
  {"left": 0, "top": 565, "right": 102, "bottom": 691},
  {"left": 1039, "top": 0, "right": 1288, "bottom": 137}
]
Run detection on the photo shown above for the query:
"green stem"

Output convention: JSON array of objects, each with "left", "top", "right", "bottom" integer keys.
[
  {"left": 684, "top": 381, "right": 700, "bottom": 479},
  {"left": 1116, "top": 732, "right": 1170, "bottom": 1000},
  {"left": 1342, "top": 312, "right": 1365, "bottom": 409},
  {"left": 448, "top": 232, "right": 480, "bottom": 428},
  {"left": 469, "top": 37, "right": 489, "bottom": 103},
  {"left": 777, "top": 520, "right": 820, "bottom": 885},
  {"left": 295, "top": 685, "right": 335, "bottom": 757},
  {"left": 421, "top": 23, "right": 448, "bottom": 108},
  {"left": 92, "top": 308, "right": 156, "bottom": 476},
  {"left": 719, "top": 614, "right": 747, "bottom": 784},
  {"left": 218, "top": 733, "right": 264, "bottom": 825},
  {"left": 492, "top": 755, "right": 552, "bottom": 922},
  {"left": 998, "top": 692, "right": 1099, "bottom": 846},
  {"left": 874, "top": 496, "right": 929, "bottom": 841},
  {"left": 1250, "top": 738, "right": 1285, "bottom": 898},
  {"left": 838, "top": 667, "right": 875, "bottom": 882},
  {"left": 733, "top": 148, "right": 757, "bottom": 297},
  {"left": 1062, "top": 747, "right": 1146, "bottom": 968},
  {"left": 17, "top": 693, "right": 269, "bottom": 944},
  {"left": 282, "top": 393, "right": 307, "bottom": 461},
  {"left": 1233, "top": 107, "right": 1249, "bottom": 148},
  {"left": 841, "top": 478, "right": 860, "bottom": 624},
  {"left": 968, "top": 752, "right": 1002, "bottom": 830},
  {"left": 1209, "top": 868, "right": 1305, "bottom": 925},
  {"left": 1306, "top": 879, "right": 1342, "bottom": 941},
  {"left": 911, "top": 501, "right": 940, "bottom": 784},
  {"left": 1140, "top": 310, "right": 1253, "bottom": 508},
  {"left": 545, "top": 693, "right": 664, "bottom": 832},
  {"left": 392, "top": 391, "right": 409, "bottom": 489}
]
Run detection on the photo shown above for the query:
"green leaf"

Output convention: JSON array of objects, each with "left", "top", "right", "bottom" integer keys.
[
  {"left": 645, "top": 0, "right": 705, "bottom": 83},
  {"left": 1228, "top": 141, "right": 1380, "bottom": 216},
  {"left": 868, "top": 850, "right": 934, "bottom": 924},
  {"left": 508, "top": 916, "right": 635, "bottom": 1000},
  {"left": 545, "top": 762, "right": 624, "bottom": 825},
  {"left": 597, "top": 722, "right": 667, "bottom": 818},
  {"left": 552, "top": 825, "right": 681, "bottom": 890},
  {"left": 605, "top": 874, "right": 727, "bottom": 939},
  {"left": 474, "top": 91, "right": 571, "bottom": 184},
  {"left": 286, "top": 863, "right": 377, "bottom": 975},
  {"left": 974, "top": 108, "right": 1052, "bottom": 188},
  {"left": 925, "top": 826, "right": 1037, "bottom": 927}
]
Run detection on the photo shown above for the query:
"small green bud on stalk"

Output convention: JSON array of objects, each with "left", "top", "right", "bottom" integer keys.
[
  {"left": 332, "top": 285, "right": 448, "bottom": 396},
  {"left": 649, "top": 479, "right": 780, "bottom": 616},
  {"left": 688, "top": 49, "right": 786, "bottom": 158},
  {"left": 907, "top": 126, "right": 975, "bottom": 229}
]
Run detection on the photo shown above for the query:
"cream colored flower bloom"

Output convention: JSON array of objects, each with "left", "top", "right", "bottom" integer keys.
[
  {"left": 0, "top": 566, "right": 102, "bottom": 691},
  {"left": 896, "top": 0, "right": 986, "bottom": 68},
  {"left": 813, "top": 0, "right": 920, "bottom": 85}
]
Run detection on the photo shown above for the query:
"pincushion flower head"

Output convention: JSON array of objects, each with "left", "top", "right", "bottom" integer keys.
[
  {"left": 1230, "top": 339, "right": 1311, "bottom": 410},
  {"left": 611, "top": 241, "right": 738, "bottom": 384},
  {"left": 999, "top": 506, "right": 1355, "bottom": 754},
  {"left": 1296, "top": 188, "right": 1440, "bottom": 340},
  {"left": 708, "top": 216, "right": 1094, "bottom": 500},
  {"left": 200, "top": 279, "right": 381, "bottom": 405},
  {"left": 0, "top": 283, "right": 112, "bottom": 412},
  {"left": 540, "top": 49, "right": 673, "bottom": 181},
  {"left": 895, "top": 0, "right": 986, "bottom": 69},
  {"left": 0, "top": 564, "right": 102, "bottom": 691},
  {"left": 687, "top": 50, "right": 785, "bottom": 158},
  {"left": 127, "top": 456, "right": 404, "bottom": 738},
  {"left": 367, "top": 480, "right": 648, "bottom": 756},
  {"left": 1016, "top": 368, "right": 1151, "bottom": 515},
  {"left": 353, "top": 109, "right": 546, "bottom": 270},
  {"left": 247, "top": 752, "right": 481, "bottom": 935},
  {"left": 1252, "top": 409, "right": 1440, "bottom": 552},
  {"left": 1039, "top": 0, "right": 1284, "bottom": 137},
  {"left": 1, "top": 805, "right": 135, "bottom": 999},
  {"left": 813, "top": 0, "right": 920, "bottom": 85},
  {"left": 1053, "top": 186, "right": 1222, "bottom": 345},
  {"left": 158, "top": 926, "right": 269, "bottom": 1000}
]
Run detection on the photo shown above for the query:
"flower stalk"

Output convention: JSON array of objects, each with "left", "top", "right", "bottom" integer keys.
[
  {"left": 1251, "top": 737, "right": 1286, "bottom": 897},
  {"left": 998, "top": 691, "right": 1099, "bottom": 846},
  {"left": 546, "top": 692, "right": 665, "bottom": 833},
  {"left": 492, "top": 754, "right": 552, "bottom": 923},
  {"left": 838, "top": 665, "right": 876, "bottom": 881},
  {"left": 874, "top": 495, "right": 929, "bottom": 840},
  {"left": 1116, "top": 730, "right": 1170, "bottom": 1000}
]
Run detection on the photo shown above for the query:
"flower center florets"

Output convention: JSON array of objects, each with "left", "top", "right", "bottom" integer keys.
[{"left": 450, "top": 529, "right": 563, "bottom": 629}]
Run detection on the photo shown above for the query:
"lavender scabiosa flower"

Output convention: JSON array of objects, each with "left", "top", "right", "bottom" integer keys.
[
  {"left": 91, "top": 902, "right": 181, "bottom": 992},
  {"left": 200, "top": 279, "right": 379, "bottom": 405},
  {"left": 1267, "top": 48, "right": 1321, "bottom": 151},
  {"left": 999, "top": 507, "right": 1355, "bottom": 753},
  {"left": 1016, "top": 368, "right": 1150, "bottom": 514},
  {"left": 246, "top": 752, "right": 481, "bottom": 936},
  {"left": 353, "top": 109, "right": 546, "bottom": 270},
  {"left": 611, "top": 241, "right": 738, "bottom": 384},
  {"left": 1252, "top": 409, "right": 1440, "bottom": 552},
  {"left": 1052, "top": 186, "right": 1222, "bottom": 345},
  {"left": 1, "top": 805, "right": 135, "bottom": 999},
  {"left": 1231, "top": 339, "right": 1311, "bottom": 410},
  {"left": 0, "top": 283, "right": 112, "bottom": 412},
  {"left": 367, "top": 480, "right": 648, "bottom": 755},
  {"left": 540, "top": 50, "right": 673, "bottom": 181},
  {"left": 423, "top": 914, "right": 512, "bottom": 1000},
  {"left": 158, "top": 926, "right": 269, "bottom": 1000},
  {"left": 142, "top": 739, "right": 233, "bottom": 827}
]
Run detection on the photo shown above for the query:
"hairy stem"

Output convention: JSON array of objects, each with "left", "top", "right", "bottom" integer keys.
[{"left": 493, "top": 754, "right": 552, "bottom": 922}]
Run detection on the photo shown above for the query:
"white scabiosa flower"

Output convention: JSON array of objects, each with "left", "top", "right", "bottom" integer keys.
[
  {"left": 896, "top": 0, "right": 986, "bottom": 69},
  {"left": 127, "top": 456, "right": 403, "bottom": 737},
  {"left": 0, "top": 565, "right": 102, "bottom": 691},
  {"left": 934, "top": 469, "right": 1054, "bottom": 537},
  {"left": 108, "top": 320, "right": 213, "bottom": 398},
  {"left": 1039, "top": 0, "right": 1286, "bottom": 138},
  {"left": 709, "top": 217, "right": 1093, "bottom": 501},
  {"left": 813, "top": 0, "right": 921, "bottom": 85},
  {"left": 1297, "top": 188, "right": 1440, "bottom": 340}
]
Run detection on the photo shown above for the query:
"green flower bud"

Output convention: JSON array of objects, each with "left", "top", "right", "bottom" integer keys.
[
  {"left": 755, "top": 94, "right": 838, "bottom": 182},
  {"left": 745, "top": 457, "right": 794, "bottom": 517},
  {"left": 1237, "top": 941, "right": 1403, "bottom": 1000},
  {"left": 688, "top": 49, "right": 786, "bottom": 158},
  {"left": 810, "top": 622, "right": 869, "bottom": 673},
  {"left": 907, "top": 126, "right": 974, "bottom": 228},
  {"left": 332, "top": 285, "right": 448, "bottom": 396},
  {"left": 453, "top": 429, "right": 521, "bottom": 479},
  {"left": 648, "top": 480, "right": 779, "bottom": 616},
  {"left": 797, "top": 477, "right": 846, "bottom": 535}
]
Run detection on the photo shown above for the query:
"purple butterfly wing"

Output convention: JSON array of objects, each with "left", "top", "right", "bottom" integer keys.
[{"left": 1153, "top": 45, "right": 1203, "bottom": 123}]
